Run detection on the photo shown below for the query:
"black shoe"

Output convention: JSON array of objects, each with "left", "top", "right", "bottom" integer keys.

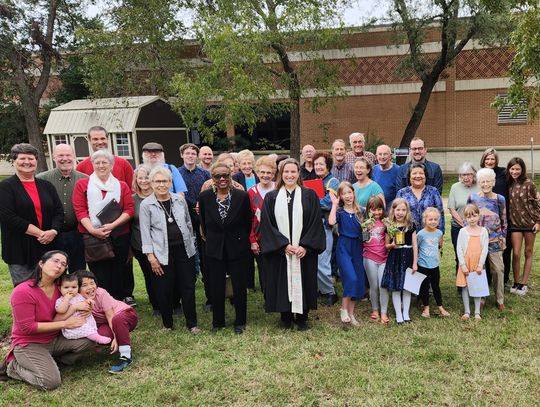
[
  {"left": 234, "top": 325, "right": 245, "bottom": 335},
  {"left": 324, "top": 294, "right": 338, "bottom": 306},
  {"left": 279, "top": 320, "right": 294, "bottom": 330},
  {"left": 123, "top": 296, "right": 137, "bottom": 307},
  {"left": 296, "top": 321, "right": 310, "bottom": 331},
  {"left": 211, "top": 326, "right": 223, "bottom": 334}
]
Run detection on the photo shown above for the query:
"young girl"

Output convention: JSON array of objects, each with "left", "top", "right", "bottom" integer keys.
[
  {"left": 456, "top": 204, "right": 489, "bottom": 320},
  {"left": 55, "top": 274, "right": 111, "bottom": 345},
  {"left": 76, "top": 270, "right": 139, "bottom": 374},
  {"left": 329, "top": 182, "right": 365, "bottom": 325},
  {"left": 380, "top": 198, "right": 418, "bottom": 325},
  {"left": 416, "top": 207, "right": 450, "bottom": 318},
  {"left": 362, "top": 196, "right": 390, "bottom": 324},
  {"left": 506, "top": 157, "right": 540, "bottom": 295}
]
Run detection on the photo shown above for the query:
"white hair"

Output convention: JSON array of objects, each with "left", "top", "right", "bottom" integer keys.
[
  {"left": 91, "top": 149, "right": 114, "bottom": 165},
  {"left": 348, "top": 132, "right": 365, "bottom": 144},
  {"left": 476, "top": 167, "right": 495, "bottom": 182}
]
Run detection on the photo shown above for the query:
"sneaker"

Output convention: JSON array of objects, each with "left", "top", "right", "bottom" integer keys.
[
  {"left": 510, "top": 284, "right": 519, "bottom": 294},
  {"left": 123, "top": 297, "right": 137, "bottom": 307},
  {"left": 109, "top": 356, "right": 132, "bottom": 374},
  {"left": 516, "top": 285, "right": 528, "bottom": 296}
]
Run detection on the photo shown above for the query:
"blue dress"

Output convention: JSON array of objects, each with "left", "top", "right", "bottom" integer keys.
[
  {"left": 336, "top": 208, "right": 365, "bottom": 299},
  {"left": 381, "top": 225, "right": 416, "bottom": 291}
]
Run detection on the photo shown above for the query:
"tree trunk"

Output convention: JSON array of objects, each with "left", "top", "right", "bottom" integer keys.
[
  {"left": 397, "top": 76, "right": 438, "bottom": 163},
  {"left": 290, "top": 95, "right": 301, "bottom": 160},
  {"left": 22, "top": 102, "right": 48, "bottom": 172}
]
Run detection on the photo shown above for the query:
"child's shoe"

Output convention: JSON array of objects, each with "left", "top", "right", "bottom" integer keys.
[
  {"left": 109, "top": 356, "right": 132, "bottom": 374},
  {"left": 516, "top": 285, "right": 528, "bottom": 296},
  {"left": 510, "top": 283, "right": 519, "bottom": 294},
  {"left": 340, "top": 309, "right": 351, "bottom": 323}
]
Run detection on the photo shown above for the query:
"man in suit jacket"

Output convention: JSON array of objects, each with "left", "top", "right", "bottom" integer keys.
[{"left": 198, "top": 161, "right": 253, "bottom": 334}]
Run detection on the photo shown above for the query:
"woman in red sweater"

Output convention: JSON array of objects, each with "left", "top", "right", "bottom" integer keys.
[
  {"left": 2, "top": 250, "right": 92, "bottom": 390},
  {"left": 72, "top": 150, "right": 134, "bottom": 301}
]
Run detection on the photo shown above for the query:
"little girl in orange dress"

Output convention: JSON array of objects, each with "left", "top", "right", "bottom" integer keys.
[{"left": 456, "top": 204, "right": 489, "bottom": 320}]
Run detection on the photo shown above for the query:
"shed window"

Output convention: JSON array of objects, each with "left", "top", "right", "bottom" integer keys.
[
  {"left": 54, "top": 135, "right": 68, "bottom": 145},
  {"left": 497, "top": 94, "right": 528, "bottom": 124},
  {"left": 114, "top": 133, "right": 131, "bottom": 157}
]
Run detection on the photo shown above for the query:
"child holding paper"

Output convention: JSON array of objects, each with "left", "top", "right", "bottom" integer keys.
[
  {"left": 381, "top": 198, "right": 418, "bottom": 325},
  {"left": 416, "top": 207, "right": 450, "bottom": 318},
  {"left": 456, "top": 204, "right": 489, "bottom": 321}
]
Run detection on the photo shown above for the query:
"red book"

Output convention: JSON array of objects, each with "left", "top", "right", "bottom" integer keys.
[{"left": 303, "top": 179, "right": 325, "bottom": 199}]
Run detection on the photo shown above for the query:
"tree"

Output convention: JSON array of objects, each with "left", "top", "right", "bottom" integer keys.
[
  {"left": 381, "top": 0, "right": 512, "bottom": 149},
  {"left": 0, "top": 1, "right": 85, "bottom": 171},
  {"left": 492, "top": 2, "right": 540, "bottom": 119},
  {"left": 172, "top": 0, "right": 349, "bottom": 159},
  {"left": 78, "top": 0, "right": 188, "bottom": 98}
]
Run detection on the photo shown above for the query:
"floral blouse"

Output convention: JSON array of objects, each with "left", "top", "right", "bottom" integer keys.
[{"left": 396, "top": 185, "right": 445, "bottom": 233}]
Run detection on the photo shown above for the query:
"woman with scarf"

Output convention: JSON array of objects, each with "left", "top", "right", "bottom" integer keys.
[
  {"left": 260, "top": 159, "right": 326, "bottom": 331},
  {"left": 73, "top": 150, "right": 134, "bottom": 300}
]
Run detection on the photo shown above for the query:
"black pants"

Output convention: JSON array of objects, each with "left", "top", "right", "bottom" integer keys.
[
  {"left": 58, "top": 229, "right": 86, "bottom": 272},
  {"left": 206, "top": 255, "right": 248, "bottom": 328},
  {"left": 418, "top": 266, "right": 443, "bottom": 307},
  {"left": 254, "top": 253, "right": 265, "bottom": 296},
  {"left": 246, "top": 252, "right": 256, "bottom": 289},
  {"left": 451, "top": 224, "right": 461, "bottom": 274},
  {"left": 151, "top": 242, "right": 197, "bottom": 329},
  {"left": 190, "top": 209, "right": 211, "bottom": 306},
  {"left": 132, "top": 247, "right": 158, "bottom": 311},
  {"left": 88, "top": 233, "right": 130, "bottom": 300}
]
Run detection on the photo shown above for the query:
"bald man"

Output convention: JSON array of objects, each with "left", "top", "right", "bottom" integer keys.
[
  {"left": 300, "top": 144, "right": 317, "bottom": 180},
  {"left": 198, "top": 146, "right": 214, "bottom": 171},
  {"left": 372, "top": 144, "right": 401, "bottom": 207},
  {"left": 37, "top": 144, "right": 88, "bottom": 270}
]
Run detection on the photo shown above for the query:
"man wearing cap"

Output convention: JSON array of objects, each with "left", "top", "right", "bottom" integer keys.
[
  {"left": 76, "top": 126, "right": 134, "bottom": 188},
  {"left": 141, "top": 142, "right": 188, "bottom": 195},
  {"left": 37, "top": 144, "right": 88, "bottom": 271}
]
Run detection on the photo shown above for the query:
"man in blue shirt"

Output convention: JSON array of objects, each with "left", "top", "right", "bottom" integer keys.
[
  {"left": 395, "top": 137, "right": 443, "bottom": 194},
  {"left": 141, "top": 142, "right": 188, "bottom": 195},
  {"left": 372, "top": 144, "right": 400, "bottom": 208}
]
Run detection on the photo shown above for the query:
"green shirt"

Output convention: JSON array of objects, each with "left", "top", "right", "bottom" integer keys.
[
  {"left": 36, "top": 168, "right": 88, "bottom": 231},
  {"left": 447, "top": 181, "right": 480, "bottom": 227}
]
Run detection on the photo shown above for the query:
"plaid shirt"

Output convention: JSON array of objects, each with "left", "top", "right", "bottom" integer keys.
[
  {"left": 344, "top": 150, "right": 377, "bottom": 166},
  {"left": 331, "top": 162, "right": 355, "bottom": 184}
]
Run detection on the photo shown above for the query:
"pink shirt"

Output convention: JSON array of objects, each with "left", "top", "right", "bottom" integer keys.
[
  {"left": 7, "top": 281, "right": 61, "bottom": 362},
  {"left": 363, "top": 220, "right": 388, "bottom": 263},
  {"left": 91, "top": 287, "right": 131, "bottom": 325}
]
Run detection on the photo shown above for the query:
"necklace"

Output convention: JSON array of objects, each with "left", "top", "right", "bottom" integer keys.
[{"left": 158, "top": 199, "right": 174, "bottom": 223}]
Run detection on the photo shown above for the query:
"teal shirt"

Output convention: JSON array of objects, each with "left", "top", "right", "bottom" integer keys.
[{"left": 353, "top": 180, "right": 383, "bottom": 207}]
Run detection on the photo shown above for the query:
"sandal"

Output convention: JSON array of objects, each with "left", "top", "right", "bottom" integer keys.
[
  {"left": 474, "top": 314, "right": 482, "bottom": 321},
  {"left": 461, "top": 313, "right": 470, "bottom": 321},
  {"left": 439, "top": 308, "right": 450, "bottom": 317},
  {"left": 349, "top": 314, "right": 360, "bottom": 326},
  {"left": 421, "top": 308, "right": 430, "bottom": 318},
  {"left": 380, "top": 314, "right": 390, "bottom": 324},
  {"left": 370, "top": 311, "right": 380, "bottom": 321},
  {"left": 340, "top": 308, "right": 351, "bottom": 323}
]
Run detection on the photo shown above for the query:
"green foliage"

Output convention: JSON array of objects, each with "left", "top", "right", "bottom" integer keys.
[
  {"left": 78, "top": 0, "right": 188, "bottom": 98},
  {"left": 172, "top": 0, "right": 350, "bottom": 157},
  {"left": 492, "top": 4, "right": 540, "bottom": 120}
]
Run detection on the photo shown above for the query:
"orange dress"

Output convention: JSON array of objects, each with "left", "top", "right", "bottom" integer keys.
[{"left": 456, "top": 235, "right": 481, "bottom": 287}]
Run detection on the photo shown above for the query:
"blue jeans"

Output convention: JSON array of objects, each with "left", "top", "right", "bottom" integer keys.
[
  {"left": 58, "top": 229, "right": 86, "bottom": 272},
  {"left": 317, "top": 225, "right": 335, "bottom": 295}
]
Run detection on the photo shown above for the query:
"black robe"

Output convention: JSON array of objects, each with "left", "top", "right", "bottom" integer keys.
[{"left": 260, "top": 187, "right": 326, "bottom": 313}]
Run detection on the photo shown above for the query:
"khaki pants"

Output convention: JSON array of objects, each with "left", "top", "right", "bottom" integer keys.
[
  {"left": 7, "top": 336, "right": 92, "bottom": 390},
  {"left": 487, "top": 251, "right": 504, "bottom": 305}
]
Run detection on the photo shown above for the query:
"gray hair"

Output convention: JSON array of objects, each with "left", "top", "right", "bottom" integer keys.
[
  {"left": 10, "top": 143, "right": 39, "bottom": 161},
  {"left": 476, "top": 167, "right": 496, "bottom": 182},
  {"left": 457, "top": 161, "right": 477, "bottom": 183},
  {"left": 348, "top": 132, "right": 365, "bottom": 144},
  {"left": 91, "top": 149, "right": 114, "bottom": 166},
  {"left": 149, "top": 166, "right": 172, "bottom": 182}
]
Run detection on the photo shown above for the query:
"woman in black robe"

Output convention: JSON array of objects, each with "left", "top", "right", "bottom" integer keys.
[{"left": 260, "top": 158, "right": 326, "bottom": 330}]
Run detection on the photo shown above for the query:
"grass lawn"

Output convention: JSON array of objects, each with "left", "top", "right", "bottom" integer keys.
[{"left": 1, "top": 185, "right": 540, "bottom": 406}]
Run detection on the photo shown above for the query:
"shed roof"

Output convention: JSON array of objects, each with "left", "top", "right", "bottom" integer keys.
[{"left": 44, "top": 96, "right": 164, "bottom": 135}]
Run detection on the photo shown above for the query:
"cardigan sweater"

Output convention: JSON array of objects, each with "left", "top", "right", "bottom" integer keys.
[{"left": 456, "top": 227, "right": 489, "bottom": 271}]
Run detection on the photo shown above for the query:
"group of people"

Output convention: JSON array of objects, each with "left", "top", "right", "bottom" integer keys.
[{"left": 1, "top": 128, "right": 539, "bottom": 390}]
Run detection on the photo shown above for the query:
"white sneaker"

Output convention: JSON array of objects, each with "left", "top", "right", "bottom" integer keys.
[
  {"left": 510, "top": 284, "right": 518, "bottom": 294},
  {"left": 516, "top": 285, "right": 528, "bottom": 296}
]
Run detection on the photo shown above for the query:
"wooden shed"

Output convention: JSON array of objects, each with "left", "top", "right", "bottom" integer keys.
[{"left": 43, "top": 96, "right": 188, "bottom": 167}]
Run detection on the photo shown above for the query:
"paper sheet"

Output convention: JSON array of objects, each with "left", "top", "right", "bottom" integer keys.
[
  {"left": 466, "top": 270, "right": 490, "bottom": 297},
  {"left": 403, "top": 268, "right": 426, "bottom": 295}
]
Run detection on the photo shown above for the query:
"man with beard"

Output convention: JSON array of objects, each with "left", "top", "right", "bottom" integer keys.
[
  {"left": 141, "top": 142, "right": 187, "bottom": 196},
  {"left": 37, "top": 144, "right": 88, "bottom": 271}
]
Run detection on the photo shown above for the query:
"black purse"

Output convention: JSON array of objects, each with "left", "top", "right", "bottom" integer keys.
[{"left": 83, "top": 234, "right": 115, "bottom": 263}]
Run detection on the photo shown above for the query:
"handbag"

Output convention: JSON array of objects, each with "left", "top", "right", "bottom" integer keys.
[{"left": 83, "top": 234, "right": 115, "bottom": 263}]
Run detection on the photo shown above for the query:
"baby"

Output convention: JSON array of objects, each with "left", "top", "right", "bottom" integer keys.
[{"left": 55, "top": 274, "right": 111, "bottom": 344}]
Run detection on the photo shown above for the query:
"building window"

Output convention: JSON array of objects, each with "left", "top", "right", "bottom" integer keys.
[
  {"left": 114, "top": 133, "right": 131, "bottom": 157},
  {"left": 53, "top": 135, "right": 68, "bottom": 145},
  {"left": 497, "top": 95, "right": 528, "bottom": 124}
]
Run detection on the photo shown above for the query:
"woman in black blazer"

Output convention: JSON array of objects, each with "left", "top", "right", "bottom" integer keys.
[
  {"left": 199, "top": 161, "right": 253, "bottom": 334},
  {"left": 0, "top": 144, "right": 63, "bottom": 286}
]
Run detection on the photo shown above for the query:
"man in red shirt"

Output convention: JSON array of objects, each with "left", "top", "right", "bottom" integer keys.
[{"left": 76, "top": 126, "right": 134, "bottom": 189}]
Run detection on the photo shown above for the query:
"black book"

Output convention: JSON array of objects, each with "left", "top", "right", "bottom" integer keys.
[{"left": 96, "top": 198, "right": 123, "bottom": 225}]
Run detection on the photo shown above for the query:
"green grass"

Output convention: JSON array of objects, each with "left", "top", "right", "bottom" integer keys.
[{"left": 1, "top": 192, "right": 540, "bottom": 406}]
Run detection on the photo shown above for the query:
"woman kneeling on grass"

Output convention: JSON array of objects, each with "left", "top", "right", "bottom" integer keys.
[
  {"left": 1, "top": 251, "right": 93, "bottom": 390},
  {"left": 76, "top": 270, "right": 138, "bottom": 374}
]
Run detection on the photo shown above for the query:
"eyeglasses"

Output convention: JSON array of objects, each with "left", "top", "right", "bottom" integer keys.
[
  {"left": 213, "top": 173, "right": 230, "bottom": 180},
  {"left": 152, "top": 179, "right": 170, "bottom": 185},
  {"left": 50, "top": 258, "right": 67, "bottom": 268}
]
